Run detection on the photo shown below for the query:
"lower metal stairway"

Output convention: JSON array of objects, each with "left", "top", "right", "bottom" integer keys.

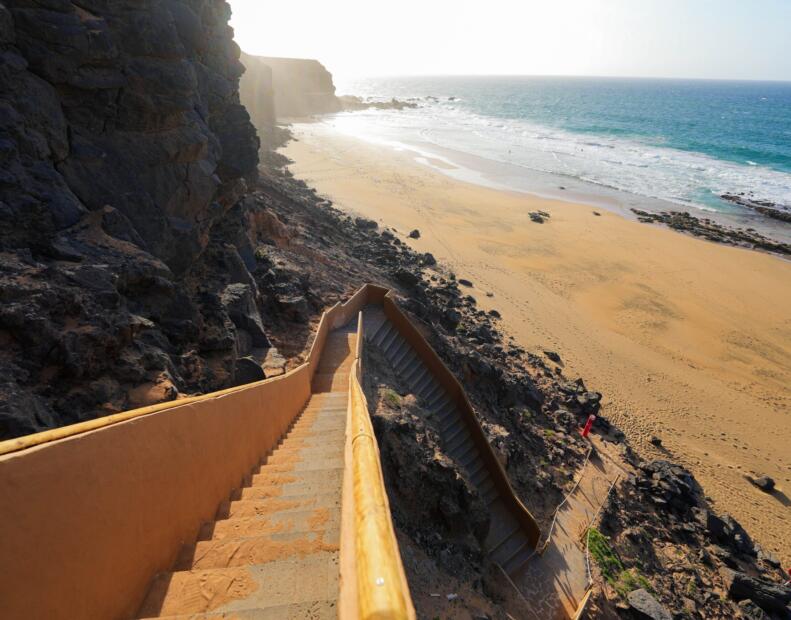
[
  {"left": 136, "top": 327, "right": 356, "bottom": 619},
  {"left": 364, "top": 307, "right": 535, "bottom": 577}
]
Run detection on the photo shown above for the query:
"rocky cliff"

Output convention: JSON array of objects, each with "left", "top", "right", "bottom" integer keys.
[
  {"left": 240, "top": 53, "right": 340, "bottom": 120},
  {"left": 0, "top": 0, "right": 268, "bottom": 438},
  {"left": 238, "top": 52, "right": 275, "bottom": 141}
]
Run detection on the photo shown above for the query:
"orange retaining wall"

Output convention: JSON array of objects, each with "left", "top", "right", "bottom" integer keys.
[{"left": 0, "top": 286, "right": 378, "bottom": 620}]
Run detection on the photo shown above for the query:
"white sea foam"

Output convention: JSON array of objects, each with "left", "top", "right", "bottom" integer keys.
[{"left": 325, "top": 100, "right": 791, "bottom": 214}]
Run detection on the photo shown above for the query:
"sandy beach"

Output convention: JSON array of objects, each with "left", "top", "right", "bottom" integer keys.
[{"left": 283, "top": 122, "right": 791, "bottom": 561}]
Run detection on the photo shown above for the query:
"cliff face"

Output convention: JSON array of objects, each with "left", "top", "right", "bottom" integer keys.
[
  {"left": 240, "top": 53, "right": 341, "bottom": 121},
  {"left": 0, "top": 0, "right": 268, "bottom": 438},
  {"left": 238, "top": 52, "right": 275, "bottom": 138}
]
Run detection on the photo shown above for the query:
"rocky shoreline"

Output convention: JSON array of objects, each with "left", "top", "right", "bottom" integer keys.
[
  {"left": 721, "top": 193, "right": 791, "bottom": 225},
  {"left": 631, "top": 209, "right": 791, "bottom": 256}
]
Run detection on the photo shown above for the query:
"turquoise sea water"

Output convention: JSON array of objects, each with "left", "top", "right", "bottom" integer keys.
[{"left": 332, "top": 76, "right": 791, "bottom": 216}]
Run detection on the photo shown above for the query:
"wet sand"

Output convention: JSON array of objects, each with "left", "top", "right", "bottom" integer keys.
[{"left": 282, "top": 123, "right": 791, "bottom": 561}]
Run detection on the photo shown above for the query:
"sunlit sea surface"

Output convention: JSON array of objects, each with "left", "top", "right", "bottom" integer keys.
[{"left": 330, "top": 76, "right": 791, "bottom": 221}]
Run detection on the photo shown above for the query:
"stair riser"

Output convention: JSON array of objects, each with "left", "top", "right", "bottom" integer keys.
[
  {"left": 176, "top": 529, "right": 341, "bottom": 570},
  {"left": 218, "top": 496, "right": 341, "bottom": 519},
  {"left": 235, "top": 480, "right": 342, "bottom": 501},
  {"left": 199, "top": 511, "right": 341, "bottom": 542}
]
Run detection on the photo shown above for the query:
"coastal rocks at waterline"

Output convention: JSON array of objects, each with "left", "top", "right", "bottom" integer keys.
[
  {"left": 338, "top": 95, "right": 419, "bottom": 112},
  {"left": 631, "top": 210, "right": 791, "bottom": 256},
  {"left": 721, "top": 193, "right": 791, "bottom": 224}
]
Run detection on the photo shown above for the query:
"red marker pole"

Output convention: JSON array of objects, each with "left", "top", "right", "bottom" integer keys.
[{"left": 581, "top": 414, "right": 596, "bottom": 438}]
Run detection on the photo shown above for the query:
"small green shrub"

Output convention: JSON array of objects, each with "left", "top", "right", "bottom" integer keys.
[
  {"left": 383, "top": 388, "right": 401, "bottom": 409},
  {"left": 588, "top": 527, "right": 652, "bottom": 598}
]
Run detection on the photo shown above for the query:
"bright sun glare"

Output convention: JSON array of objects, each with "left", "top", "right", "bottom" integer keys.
[{"left": 229, "top": 0, "right": 791, "bottom": 82}]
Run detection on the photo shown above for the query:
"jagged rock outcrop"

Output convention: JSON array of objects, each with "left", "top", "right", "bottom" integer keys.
[
  {"left": 240, "top": 53, "right": 341, "bottom": 120},
  {"left": 0, "top": 0, "right": 265, "bottom": 438}
]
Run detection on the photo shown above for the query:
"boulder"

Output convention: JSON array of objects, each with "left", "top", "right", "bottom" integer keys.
[
  {"left": 408, "top": 229, "right": 420, "bottom": 239},
  {"left": 393, "top": 268, "right": 419, "bottom": 289},
  {"left": 543, "top": 350, "right": 562, "bottom": 364},
  {"left": 748, "top": 475, "right": 775, "bottom": 493},
  {"left": 354, "top": 217, "right": 378, "bottom": 230},
  {"left": 722, "top": 568, "right": 791, "bottom": 615},
  {"left": 737, "top": 599, "right": 772, "bottom": 620},
  {"left": 626, "top": 588, "right": 672, "bottom": 620},
  {"left": 221, "top": 283, "right": 269, "bottom": 348},
  {"left": 233, "top": 357, "right": 264, "bottom": 385}
]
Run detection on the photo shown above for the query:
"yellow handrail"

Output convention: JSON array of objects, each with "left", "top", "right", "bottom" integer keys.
[{"left": 348, "top": 310, "right": 415, "bottom": 619}]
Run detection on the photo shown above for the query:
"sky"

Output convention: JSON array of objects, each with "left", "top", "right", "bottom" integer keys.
[{"left": 229, "top": 0, "right": 791, "bottom": 83}]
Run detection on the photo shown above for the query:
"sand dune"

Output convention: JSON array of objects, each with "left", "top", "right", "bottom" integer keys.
[{"left": 283, "top": 123, "right": 791, "bottom": 562}]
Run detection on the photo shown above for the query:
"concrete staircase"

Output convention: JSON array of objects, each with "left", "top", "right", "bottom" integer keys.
[
  {"left": 136, "top": 327, "right": 356, "bottom": 619},
  {"left": 365, "top": 308, "right": 535, "bottom": 577}
]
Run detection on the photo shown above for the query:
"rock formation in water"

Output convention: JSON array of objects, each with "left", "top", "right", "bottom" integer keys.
[
  {"left": 240, "top": 53, "right": 341, "bottom": 120},
  {"left": 0, "top": 0, "right": 267, "bottom": 438}
]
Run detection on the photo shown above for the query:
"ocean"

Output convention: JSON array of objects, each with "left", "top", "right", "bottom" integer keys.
[{"left": 329, "top": 76, "right": 791, "bottom": 227}]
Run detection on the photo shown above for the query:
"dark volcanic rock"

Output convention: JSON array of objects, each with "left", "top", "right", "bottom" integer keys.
[
  {"left": 0, "top": 0, "right": 262, "bottom": 438},
  {"left": 721, "top": 193, "right": 791, "bottom": 224},
  {"left": 627, "top": 588, "right": 672, "bottom": 620},
  {"left": 631, "top": 209, "right": 791, "bottom": 256},
  {"left": 722, "top": 568, "right": 791, "bottom": 615},
  {"left": 408, "top": 229, "right": 421, "bottom": 239},
  {"left": 233, "top": 357, "right": 264, "bottom": 385},
  {"left": 747, "top": 475, "right": 775, "bottom": 493}
]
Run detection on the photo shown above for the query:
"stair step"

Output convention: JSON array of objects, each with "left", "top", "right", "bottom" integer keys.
[
  {"left": 403, "top": 361, "right": 426, "bottom": 384},
  {"left": 414, "top": 373, "right": 435, "bottom": 396},
  {"left": 380, "top": 328, "right": 400, "bottom": 353},
  {"left": 372, "top": 324, "right": 393, "bottom": 347},
  {"left": 312, "top": 373, "right": 349, "bottom": 392},
  {"left": 266, "top": 445, "right": 344, "bottom": 464},
  {"left": 217, "top": 494, "right": 341, "bottom": 519},
  {"left": 254, "top": 461, "right": 345, "bottom": 478},
  {"left": 283, "top": 427, "right": 345, "bottom": 441},
  {"left": 390, "top": 340, "right": 412, "bottom": 367},
  {"left": 383, "top": 334, "right": 405, "bottom": 357},
  {"left": 443, "top": 424, "right": 470, "bottom": 453},
  {"left": 394, "top": 351, "right": 418, "bottom": 374},
  {"left": 142, "top": 599, "right": 337, "bottom": 619},
  {"left": 137, "top": 551, "right": 339, "bottom": 617},
  {"left": 247, "top": 467, "right": 343, "bottom": 488},
  {"left": 468, "top": 457, "right": 486, "bottom": 482},
  {"left": 175, "top": 528, "right": 341, "bottom": 570},
  {"left": 489, "top": 529, "right": 526, "bottom": 564},
  {"left": 235, "top": 479, "right": 342, "bottom": 501},
  {"left": 502, "top": 539, "right": 532, "bottom": 575},
  {"left": 422, "top": 382, "right": 443, "bottom": 404},
  {"left": 255, "top": 459, "right": 345, "bottom": 477},
  {"left": 447, "top": 438, "right": 475, "bottom": 463},
  {"left": 285, "top": 420, "right": 347, "bottom": 433},
  {"left": 199, "top": 509, "right": 341, "bottom": 542}
]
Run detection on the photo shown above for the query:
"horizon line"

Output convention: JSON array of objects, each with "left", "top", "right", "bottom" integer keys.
[{"left": 331, "top": 72, "right": 791, "bottom": 84}]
